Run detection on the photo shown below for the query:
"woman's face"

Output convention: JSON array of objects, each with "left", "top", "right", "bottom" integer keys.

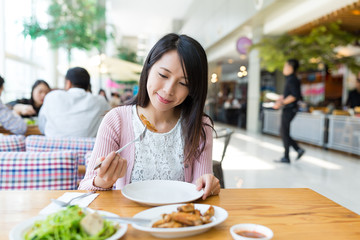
[
  {"left": 33, "top": 83, "right": 50, "bottom": 106},
  {"left": 283, "top": 62, "right": 294, "bottom": 76},
  {"left": 147, "top": 50, "right": 189, "bottom": 113}
]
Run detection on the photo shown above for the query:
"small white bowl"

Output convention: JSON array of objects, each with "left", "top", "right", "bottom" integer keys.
[{"left": 230, "top": 224, "right": 273, "bottom": 240}]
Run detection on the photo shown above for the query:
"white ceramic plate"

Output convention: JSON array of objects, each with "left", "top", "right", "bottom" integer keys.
[
  {"left": 132, "top": 203, "right": 228, "bottom": 238},
  {"left": 9, "top": 210, "right": 127, "bottom": 240},
  {"left": 121, "top": 180, "right": 204, "bottom": 206}
]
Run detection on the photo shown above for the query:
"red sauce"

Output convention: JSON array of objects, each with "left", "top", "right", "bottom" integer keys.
[{"left": 234, "top": 230, "right": 266, "bottom": 238}]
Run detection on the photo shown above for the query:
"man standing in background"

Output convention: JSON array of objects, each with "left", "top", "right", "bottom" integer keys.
[
  {"left": 38, "top": 67, "right": 110, "bottom": 137},
  {"left": 274, "top": 59, "right": 305, "bottom": 163}
]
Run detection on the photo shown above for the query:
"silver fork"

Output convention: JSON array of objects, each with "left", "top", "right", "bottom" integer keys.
[
  {"left": 51, "top": 191, "right": 96, "bottom": 207},
  {"left": 93, "top": 127, "right": 147, "bottom": 170}
]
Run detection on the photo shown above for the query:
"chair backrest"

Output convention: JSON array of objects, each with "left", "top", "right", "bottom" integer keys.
[
  {"left": 214, "top": 128, "right": 234, "bottom": 163},
  {"left": 0, "top": 135, "right": 26, "bottom": 152},
  {"left": 0, "top": 151, "right": 78, "bottom": 190},
  {"left": 25, "top": 135, "right": 95, "bottom": 165}
]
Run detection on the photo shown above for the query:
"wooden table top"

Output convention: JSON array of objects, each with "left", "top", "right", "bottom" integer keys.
[
  {"left": 0, "top": 125, "right": 42, "bottom": 136},
  {"left": 1, "top": 188, "right": 360, "bottom": 239}
]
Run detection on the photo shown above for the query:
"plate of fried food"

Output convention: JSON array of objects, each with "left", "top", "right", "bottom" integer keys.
[{"left": 132, "top": 203, "right": 228, "bottom": 238}]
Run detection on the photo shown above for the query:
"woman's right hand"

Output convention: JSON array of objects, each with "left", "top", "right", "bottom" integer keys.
[
  {"left": 13, "top": 104, "right": 36, "bottom": 116},
  {"left": 93, "top": 151, "right": 127, "bottom": 189}
]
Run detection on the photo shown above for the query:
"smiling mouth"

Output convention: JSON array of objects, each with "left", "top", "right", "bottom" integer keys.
[{"left": 157, "top": 93, "right": 172, "bottom": 104}]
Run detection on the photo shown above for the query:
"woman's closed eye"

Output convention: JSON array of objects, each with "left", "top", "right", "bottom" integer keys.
[
  {"left": 179, "top": 81, "right": 188, "bottom": 87},
  {"left": 158, "top": 72, "right": 168, "bottom": 79}
]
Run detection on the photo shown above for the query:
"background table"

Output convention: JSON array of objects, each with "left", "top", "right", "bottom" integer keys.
[
  {"left": 1, "top": 188, "right": 360, "bottom": 239},
  {"left": 0, "top": 125, "right": 42, "bottom": 136}
]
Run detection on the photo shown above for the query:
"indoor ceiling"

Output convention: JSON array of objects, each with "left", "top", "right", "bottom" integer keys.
[
  {"left": 289, "top": 0, "right": 360, "bottom": 35},
  {"left": 108, "top": 0, "right": 193, "bottom": 37}
]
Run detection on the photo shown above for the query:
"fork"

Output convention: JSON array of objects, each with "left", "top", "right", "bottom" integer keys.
[
  {"left": 93, "top": 127, "right": 147, "bottom": 170},
  {"left": 51, "top": 191, "right": 96, "bottom": 207}
]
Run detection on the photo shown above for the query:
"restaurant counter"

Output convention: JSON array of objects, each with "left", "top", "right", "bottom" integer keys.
[{"left": 262, "top": 109, "right": 360, "bottom": 155}]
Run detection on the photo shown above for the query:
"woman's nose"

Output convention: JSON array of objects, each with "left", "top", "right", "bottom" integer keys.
[{"left": 163, "top": 81, "right": 175, "bottom": 96}]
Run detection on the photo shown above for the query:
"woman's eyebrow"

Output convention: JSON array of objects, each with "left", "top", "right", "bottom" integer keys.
[{"left": 160, "top": 67, "right": 171, "bottom": 73}]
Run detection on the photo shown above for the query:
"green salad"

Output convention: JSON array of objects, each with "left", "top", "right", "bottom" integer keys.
[{"left": 25, "top": 205, "right": 119, "bottom": 240}]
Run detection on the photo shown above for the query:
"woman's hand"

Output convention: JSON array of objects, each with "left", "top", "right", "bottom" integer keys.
[
  {"left": 13, "top": 104, "right": 36, "bottom": 116},
  {"left": 93, "top": 151, "right": 127, "bottom": 189},
  {"left": 196, "top": 174, "right": 220, "bottom": 200}
]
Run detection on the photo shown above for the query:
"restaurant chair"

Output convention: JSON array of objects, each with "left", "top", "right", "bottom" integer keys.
[
  {"left": 213, "top": 128, "right": 234, "bottom": 188},
  {"left": 0, "top": 135, "right": 26, "bottom": 152},
  {"left": 0, "top": 151, "right": 78, "bottom": 190},
  {"left": 25, "top": 135, "right": 95, "bottom": 181}
]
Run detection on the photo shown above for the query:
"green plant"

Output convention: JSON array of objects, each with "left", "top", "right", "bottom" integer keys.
[
  {"left": 23, "top": 0, "right": 111, "bottom": 63},
  {"left": 251, "top": 21, "right": 360, "bottom": 73},
  {"left": 116, "top": 46, "right": 141, "bottom": 64}
]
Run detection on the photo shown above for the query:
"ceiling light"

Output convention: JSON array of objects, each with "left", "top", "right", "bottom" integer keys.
[
  {"left": 240, "top": 66, "right": 246, "bottom": 71},
  {"left": 228, "top": 59, "right": 234, "bottom": 64},
  {"left": 239, "top": 54, "right": 247, "bottom": 60}
]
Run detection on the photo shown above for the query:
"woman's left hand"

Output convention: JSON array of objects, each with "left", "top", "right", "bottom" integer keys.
[{"left": 196, "top": 174, "right": 220, "bottom": 200}]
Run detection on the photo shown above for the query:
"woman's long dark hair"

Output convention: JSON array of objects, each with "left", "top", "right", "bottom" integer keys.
[{"left": 128, "top": 33, "right": 213, "bottom": 163}]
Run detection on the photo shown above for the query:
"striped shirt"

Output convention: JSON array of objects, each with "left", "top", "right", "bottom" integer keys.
[
  {"left": 0, "top": 101, "right": 27, "bottom": 135},
  {"left": 78, "top": 105, "right": 213, "bottom": 190}
]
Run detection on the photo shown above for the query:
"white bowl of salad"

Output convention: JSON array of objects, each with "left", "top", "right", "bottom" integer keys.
[{"left": 9, "top": 205, "right": 127, "bottom": 240}]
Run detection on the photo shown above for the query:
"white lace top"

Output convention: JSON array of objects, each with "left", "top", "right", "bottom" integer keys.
[{"left": 130, "top": 105, "right": 185, "bottom": 183}]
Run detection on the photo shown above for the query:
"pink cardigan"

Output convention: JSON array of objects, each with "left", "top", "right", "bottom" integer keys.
[{"left": 78, "top": 105, "right": 213, "bottom": 190}]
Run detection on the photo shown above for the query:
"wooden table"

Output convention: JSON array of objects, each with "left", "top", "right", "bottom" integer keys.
[
  {"left": 1, "top": 188, "right": 360, "bottom": 239},
  {"left": 0, "top": 125, "right": 42, "bottom": 136}
]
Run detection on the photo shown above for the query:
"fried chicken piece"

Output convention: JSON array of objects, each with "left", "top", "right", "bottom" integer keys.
[
  {"left": 204, "top": 206, "right": 214, "bottom": 218},
  {"left": 177, "top": 203, "right": 195, "bottom": 213},
  {"left": 152, "top": 218, "right": 166, "bottom": 228},
  {"left": 156, "top": 221, "right": 184, "bottom": 228},
  {"left": 140, "top": 114, "right": 158, "bottom": 132},
  {"left": 172, "top": 212, "right": 203, "bottom": 226}
]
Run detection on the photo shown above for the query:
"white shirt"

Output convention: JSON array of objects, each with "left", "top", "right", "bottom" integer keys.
[
  {"left": 130, "top": 105, "right": 185, "bottom": 183},
  {"left": 38, "top": 88, "right": 110, "bottom": 137}
]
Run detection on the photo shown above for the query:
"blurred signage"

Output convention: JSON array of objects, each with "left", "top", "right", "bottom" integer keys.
[{"left": 236, "top": 37, "right": 252, "bottom": 54}]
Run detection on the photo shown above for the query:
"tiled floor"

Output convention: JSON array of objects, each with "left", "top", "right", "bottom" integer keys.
[{"left": 213, "top": 122, "right": 360, "bottom": 215}]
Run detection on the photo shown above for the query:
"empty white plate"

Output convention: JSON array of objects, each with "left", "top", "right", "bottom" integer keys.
[
  {"left": 132, "top": 203, "right": 228, "bottom": 238},
  {"left": 121, "top": 180, "right": 204, "bottom": 206}
]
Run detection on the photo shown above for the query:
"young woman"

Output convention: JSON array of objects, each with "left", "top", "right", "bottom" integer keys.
[
  {"left": 79, "top": 33, "right": 220, "bottom": 199},
  {"left": 7, "top": 80, "right": 51, "bottom": 117}
]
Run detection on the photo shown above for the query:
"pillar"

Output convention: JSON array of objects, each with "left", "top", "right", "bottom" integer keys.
[{"left": 246, "top": 25, "right": 263, "bottom": 133}]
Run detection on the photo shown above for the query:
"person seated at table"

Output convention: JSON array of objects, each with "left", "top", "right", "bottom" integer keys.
[
  {"left": 0, "top": 75, "right": 27, "bottom": 135},
  {"left": 7, "top": 79, "right": 51, "bottom": 118},
  {"left": 109, "top": 92, "right": 121, "bottom": 108},
  {"left": 79, "top": 33, "right": 220, "bottom": 199},
  {"left": 346, "top": 77, "right": 360, "bottom": 109},
  {"left": 98, "top": 88, "right": 108, "bottom": 101},
  {"left": 38, "top": 67, "right": 110, "bottom": 137}
]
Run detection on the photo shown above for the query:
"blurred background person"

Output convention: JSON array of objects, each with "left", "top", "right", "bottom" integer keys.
[
  {"left": 346, "top": 77, "right": 360, "bottom": 109},
  {"left": 7, "top": 80, "right": 51, "bottom": 118},
  {"left": 109, "top": 92, "right": 121, "bottom": 108},
  {"left": 98, "top": 88, "right": 108, "bottom": 101},
  {"left": 274, "top": 59, "right": 305, "bottom": 163},
  {"left": 38, "top": 67, "right": 110, "bottom": 137},
  {"left": 0, "top": 75, "right": 27, "bottom": 135}
]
